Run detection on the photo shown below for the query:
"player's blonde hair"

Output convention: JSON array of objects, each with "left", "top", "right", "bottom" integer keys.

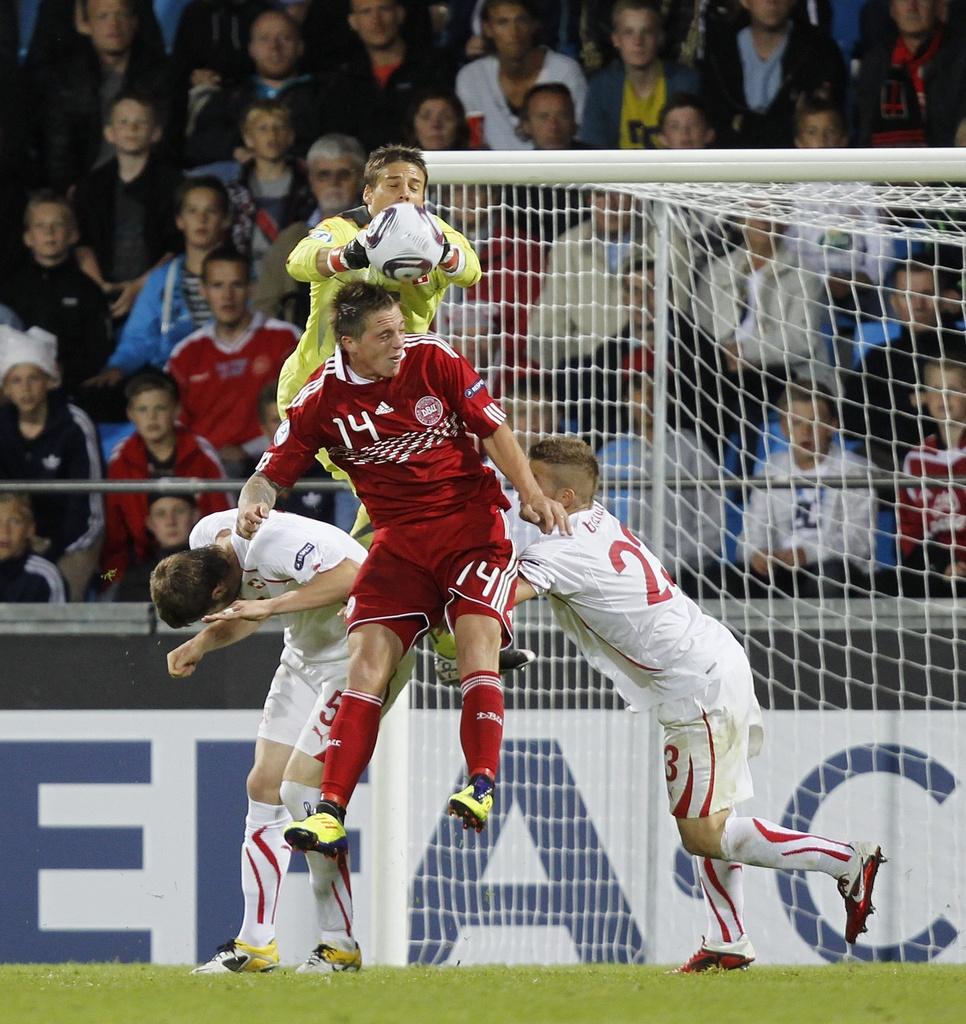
[
  {"left": 529, "top": 435, "right": 599, "bottom": 502},
  {"left": 0, "top": 493, "right": 33, "bottom": 522}
]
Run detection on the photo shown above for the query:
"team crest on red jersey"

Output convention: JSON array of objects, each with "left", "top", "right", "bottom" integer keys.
[{"left": 415, "top": 395, "right": 444, "bottom": 426}]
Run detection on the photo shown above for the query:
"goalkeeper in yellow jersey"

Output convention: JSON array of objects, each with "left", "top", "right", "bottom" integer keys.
[{"left": 279, "top": 142, "right": 534, "bottom": 675}]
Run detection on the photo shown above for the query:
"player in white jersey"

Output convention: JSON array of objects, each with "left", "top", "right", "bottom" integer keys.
[
  {"left": 513, "top": 437, "right": 885, "bottom": 972},
  {"left": 150, "top": 508, "right": 411, "bottom": 975}
]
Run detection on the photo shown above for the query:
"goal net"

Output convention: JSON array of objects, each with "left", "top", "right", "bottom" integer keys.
[{"left": 394, "top": 151, "right": 965, "bottom": 967}]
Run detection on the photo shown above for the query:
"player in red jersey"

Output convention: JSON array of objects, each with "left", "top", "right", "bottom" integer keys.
[{"left": 236, "top": 281, "right": 569, "bottom": 855}]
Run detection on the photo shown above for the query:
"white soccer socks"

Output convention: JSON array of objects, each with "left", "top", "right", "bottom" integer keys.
[
  {"left": 280, "top": 781, "right": 356, "bottom": 950},
  {"left": 237, "top": 799, "right": 292, "bottom": 949},
  {"left": 720, "top": 815, "right": 857, "bottom": 877},
  {"left": 696, "top": 856, "right": 748, "bottom": 949}
]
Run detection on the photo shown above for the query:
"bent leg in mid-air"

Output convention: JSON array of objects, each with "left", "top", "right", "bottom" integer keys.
[
  {"left": 663, "top": 669, "right": 883, "bottom": 973},
  {"left": 447, "top": 611, "right": 505, "bottom": 832}
]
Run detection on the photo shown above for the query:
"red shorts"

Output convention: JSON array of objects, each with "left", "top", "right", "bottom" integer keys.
[{"left": 345, "top": 505, "right": 517, "bottom": 651}]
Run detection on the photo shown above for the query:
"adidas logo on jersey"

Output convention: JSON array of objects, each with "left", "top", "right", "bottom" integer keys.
[{"left": 375, "top": 402, "right": 394, "bottom": 415}]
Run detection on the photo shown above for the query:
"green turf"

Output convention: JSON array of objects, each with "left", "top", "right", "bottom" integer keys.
[{"left": 2, "top": 963, "right": 963, "bottom": 1024}]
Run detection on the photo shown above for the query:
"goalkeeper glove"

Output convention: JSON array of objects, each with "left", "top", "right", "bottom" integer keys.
[
  {"left": 438, "top": 238, "right": 464, "bottom": 275},
  {"left": 327, "top": 230, "right": 370, "bottom": 274}
]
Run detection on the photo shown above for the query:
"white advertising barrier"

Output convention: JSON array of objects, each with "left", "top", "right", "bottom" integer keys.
[{"left": 1, "top": 709, "right": 962, "bottom": 965}]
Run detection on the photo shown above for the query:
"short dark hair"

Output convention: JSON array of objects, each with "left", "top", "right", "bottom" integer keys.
[
  {"left": 333, "top": 281, "right": 399, "bottom": 341},
  {"left": 257, "top": 379, "right": 279, "bottom": 420},
  {"left": 125, "top": 370, "right": 179, "bottom": 404},
  {"left": 403, "top": 90, "right": 470, "bottom": 150},
  {"left": 522, "top": 82, "right": 575, "bottom": 119},
  {"left": 201, "top": 246, "right": 250, "bottom": 281},
  {"left": 174, "top": 175, "right": 231, "bottom": 217},
  {"left": 610, "top": 0, "right": 662, "bottom": 28},
  {"left": 529, "top": 435, "right": 600, "bottom": 497},
  {"left": 793, "top": 92, "right": 846, "bottom": 136},
  {"left": 150, "top": 546, "right": 236, "bottom": 628},
  {"left": 364, "top": 144, "right": 428, "bottom": 189},
  {"left": 107, "top": 90, "right": 160, "bottom": 122},
  {"left": 481, "top": 0, "right": 539, "bottom": 22},
  {"left": 778, "top": 381, "right": 838, "bottom": 420},
  {"left": 658, "top": 91, "right": 710, "bottom": 131}
]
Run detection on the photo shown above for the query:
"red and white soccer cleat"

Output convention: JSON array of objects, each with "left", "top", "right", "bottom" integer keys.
[
  {"left": 839, "top": 842, "right": 886, "bottom": 943},
  {"left": 672, "top": 935, "right": 756, "bottom": 973}
]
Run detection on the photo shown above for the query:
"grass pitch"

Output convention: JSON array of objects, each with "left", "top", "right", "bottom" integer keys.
[{"left": 3, "top": 963, "right": 963, "bottom": 1024}]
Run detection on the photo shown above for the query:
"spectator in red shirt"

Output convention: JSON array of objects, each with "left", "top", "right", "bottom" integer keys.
[
  {"left": 898, "top": 352, "right": 966, "bottom": 596},
  {"left": 166, "top": 248, "right": 300, "bottom": 474},
  {"left": 101, "top": 370, "right": 230, "bottom": 590}
]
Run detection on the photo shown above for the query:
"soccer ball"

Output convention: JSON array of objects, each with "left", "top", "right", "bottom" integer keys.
[{"left": 364, "top": 202, "right": 445, "bottom": 282}]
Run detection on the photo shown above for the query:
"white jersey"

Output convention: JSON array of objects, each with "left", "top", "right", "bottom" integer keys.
[
  {"left": 518, "top": 502, "right": 745, "bottom": 711},
  {"left": 189, "top": 509, "right": 366, "bottom": 663}
]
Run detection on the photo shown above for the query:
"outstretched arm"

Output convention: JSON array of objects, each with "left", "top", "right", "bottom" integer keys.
[
  {"left": 482, "top": 423, "right": 571, "bottom": 535},
  {"left": 203, "top": 559, "right": 361, "bottom": 623},
  {"left": 237, "top": 472, "right": 280, "bottom": 538}
]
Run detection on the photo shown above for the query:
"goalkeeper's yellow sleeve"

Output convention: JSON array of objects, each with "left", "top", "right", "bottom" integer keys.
[{"left": 285, "top": 216, "right": 360, "bottom": 282}]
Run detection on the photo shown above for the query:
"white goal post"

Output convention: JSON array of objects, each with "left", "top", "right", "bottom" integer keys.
[{"left": 367, "top": 149, "right": 966, "bottom": 968}]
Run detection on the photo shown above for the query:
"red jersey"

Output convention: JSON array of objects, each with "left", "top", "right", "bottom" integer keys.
[
  {"left": 101, "top": 425, "right": 231, "bottom": 585},
  {"left": 899, "top": 435, "right": 966, "bottom": 559},
  {"left": 257, "top": 333, "right": 510, "bottom": 528},
  {"left": 167, "top": 312, "right": 299, "bottom": 448}
]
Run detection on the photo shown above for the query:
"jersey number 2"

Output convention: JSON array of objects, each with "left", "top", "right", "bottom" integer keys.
[{"left": 608, "top": 525, "right": 674, "bottom": 605}]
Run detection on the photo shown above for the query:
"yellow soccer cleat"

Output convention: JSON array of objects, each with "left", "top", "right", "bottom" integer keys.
[
  {"left": 296, "top": 941, "right": 363, "bottom": 973},
  {"left": 285, "top": 811, "right": 348, "bottom": 858},
  {"left": 448, "top": 775, "right": 495, "bottom": 833},
  {"left": 191, "top": 938, "right": 279, "bottom": 974}
]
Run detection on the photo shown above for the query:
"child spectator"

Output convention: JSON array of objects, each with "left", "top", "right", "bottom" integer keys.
[
  {"left": 597, "top": 357, "right": 723, "bottom": 598},
  {"left": 656, "top": 91, "right": 715, "bottom": 149},
  {"left": 0, "top": 191, "right": 113, "bottom": 411},
  {"left": 256, "top": 381, "right": 345, "bottom": 527},
  {"left": 0, "top": 494, "right": 68, "bottom": 603},
  {"left": 579, "top": 0, "right": 697, "bottom": 149},
  {"left": 739, "top": 381, "right": 875, "bottom": 598},
  {"left": 898, "top": 356, "right": 966, "bottom": 596},
  {"left": 0, "top": 327, "right": 104, "bottom": 601},
  {"left": 101, "top": 371, "right": 229, "bottom": 591},
  {"left": 115, "top": 493, "right": 200, "bottom": 601},
  {"left": 86, "top": 176, "right": 231, "bottom": 388},
  {"left": 166, "top": 248, "right": 299, "bottom": 473},
  {"left": 700, "top": 0, "right": 846, "bottom": 148},
  {"left": 73, "top": 93, "right": 182, "bottom": 323},
  {"left": 226, "top": 101, "right": 315, "bottom": 274}
]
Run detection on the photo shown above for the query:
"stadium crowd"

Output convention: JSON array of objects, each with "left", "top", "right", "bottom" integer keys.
[{"left": 1, "top": 0, "right": 966, "bottom": 602}]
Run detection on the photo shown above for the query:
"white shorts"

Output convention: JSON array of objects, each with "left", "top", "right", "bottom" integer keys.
[
  {"left": 657, "top": 638, "right": 764, "bottom": 819},
  {"left": 258, "top": 645, "right": 416, "bottom": 761}
]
